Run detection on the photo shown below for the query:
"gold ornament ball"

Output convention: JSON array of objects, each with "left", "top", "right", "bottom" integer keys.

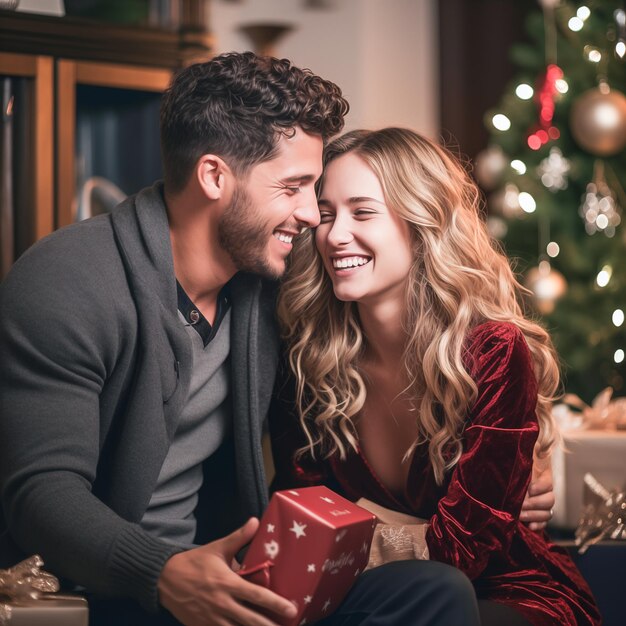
[
  {"left": 570, "top": 87, "right": 626, "bottom": 156},
  {"left": 525, "top": 262, "right": 567, "bottom": 314}
]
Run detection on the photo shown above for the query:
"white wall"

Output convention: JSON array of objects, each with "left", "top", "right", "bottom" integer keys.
[{"left": 210, "top": 0, "right": 440, "bottom": 137}]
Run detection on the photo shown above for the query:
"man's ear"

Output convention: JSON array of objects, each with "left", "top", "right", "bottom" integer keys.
[{"left": 196, "top": 154, "right": 233, "bottom": 200}]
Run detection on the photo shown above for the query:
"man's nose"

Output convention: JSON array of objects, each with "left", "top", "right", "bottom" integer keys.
[{"left": 293, "top": 187, "right": 321, "bottom": 228}]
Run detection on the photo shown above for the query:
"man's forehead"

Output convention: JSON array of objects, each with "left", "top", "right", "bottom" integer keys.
[{"left": 255, "top": 129, "right": 323, "bottom": 179}]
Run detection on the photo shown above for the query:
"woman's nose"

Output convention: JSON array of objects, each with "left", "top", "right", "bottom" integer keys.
[{"left": 325, "top": 215, "right": 354, "bottom": 246}]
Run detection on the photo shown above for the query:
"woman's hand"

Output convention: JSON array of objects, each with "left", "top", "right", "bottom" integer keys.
[{"left": 521, "top": 451, "right": 555, "bottom": 531}]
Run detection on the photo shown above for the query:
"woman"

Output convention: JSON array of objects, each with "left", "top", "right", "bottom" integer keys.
[{"left": 271, "top": 128, "right": 600, "bottom": 625}]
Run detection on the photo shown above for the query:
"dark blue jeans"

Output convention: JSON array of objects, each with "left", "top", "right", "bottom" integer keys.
[
  {"left": 88, "top": 560, "right": 530, "bottom": 625},
  {"left": 318, "top": 560, "right": 479, "bottom": 626},
  {"left": 319, "top": 561, "right": 531, "bottom": 626}
]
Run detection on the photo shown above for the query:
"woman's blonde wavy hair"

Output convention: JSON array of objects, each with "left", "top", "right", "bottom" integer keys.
[{"left": 277, "top": 127, "right": 560, "bottom": 484}]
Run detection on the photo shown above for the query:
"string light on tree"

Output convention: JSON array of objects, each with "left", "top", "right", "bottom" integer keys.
[
  {"left": 613, "top": 309, "right": 625, "bottom": 327},
  {"left": 537, "top": 147, "right": 571, "bottom": 190},
  {"left": 518, "top": 191, "right": 537, "bottom": 213},
  {"left": 584, "top": 46, "right": 603, "bottom": 63},
  {"left": 516, "top": 83, "right": 534, "bottom": 100},
  {"left": 569, "top": 16, "right": 585, "bottom": 31},
  {"left": 555, "top": 78, "right": 569, "bottom": 93},
  {"left": 546, "top": 241, "right": 560, "bottom": 257},
  {"left": 596, "top": 265, "right": 612, "bottom": 287},
  {"left": 615, "top": 349, "right": 625, "bottom": 364},
  {"left": 492, "top": 114, "right": 511, "bottom": 131},
  {"left": 566, "top": 3, "right": 590, "bottom": 33},
  {"left": 615, "top": 9, "right": 626, "bottom": 59},
  {"left": 511, "top": 159, "right": 527, "bottom": 175}
]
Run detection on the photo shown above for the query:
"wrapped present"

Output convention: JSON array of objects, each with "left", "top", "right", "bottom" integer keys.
[
  {"left": 551, "top": 428, "right": 626, "bottom": 529},
  {"left": 0, "top": 556, "right": 88, "bottom": 626},
  {"left": 240, "top": 486, "right": 376, "bottom": 626},
  {"left": 551, "top": 388, "right": 626, "bottom": 529},
  {"left": 575, "top": 473, "right": 626, "bottom": 554}
]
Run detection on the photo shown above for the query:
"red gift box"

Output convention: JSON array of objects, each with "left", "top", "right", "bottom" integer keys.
[{"left": 240, "top": 486, "right": 376, "bottom": 625}]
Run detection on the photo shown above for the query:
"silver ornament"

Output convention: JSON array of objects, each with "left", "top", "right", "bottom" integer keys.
[
  {"left": 579, "top": 180, "right": 621, "bottom": 237},
  {"left": 537, "top": 147, "right": 570, "bottom": 191}
]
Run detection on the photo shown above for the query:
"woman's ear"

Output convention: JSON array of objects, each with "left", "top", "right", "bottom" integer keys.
[{"left": 196, "top": 154, "right": 233, "bottom": 200}]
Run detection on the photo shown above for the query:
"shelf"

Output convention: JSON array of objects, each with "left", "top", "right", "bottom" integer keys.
[{"left": 0, "top": 6, "right": 213, "bottom": 69}]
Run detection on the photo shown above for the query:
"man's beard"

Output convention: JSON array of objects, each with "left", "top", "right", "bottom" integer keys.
[{"left": 218, "top": 183, "right": 283, "bottom": 279}]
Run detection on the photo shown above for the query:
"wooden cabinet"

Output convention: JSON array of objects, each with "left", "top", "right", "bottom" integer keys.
[
  {"left": 0, "top": 51, "right": 54, "bottom": 275},
  {"left": 55, "top": 60, "right": 172, "bottom": 229},
  {"left": 0, "top": 4, "right": 212, "bottom": 277}
]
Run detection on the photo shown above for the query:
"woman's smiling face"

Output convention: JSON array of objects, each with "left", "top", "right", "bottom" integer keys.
[{"left": 315, "top": 152, "right": 414, "bottom": 308}]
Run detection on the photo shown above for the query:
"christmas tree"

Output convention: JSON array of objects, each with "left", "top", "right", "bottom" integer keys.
[{"left": 476, "top": 0, "right": 626, "bottom": 402}]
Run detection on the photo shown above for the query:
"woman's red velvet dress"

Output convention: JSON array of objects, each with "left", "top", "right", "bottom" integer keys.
[{"left": 270, "top": 322, "right": 601, "bottom": 625}]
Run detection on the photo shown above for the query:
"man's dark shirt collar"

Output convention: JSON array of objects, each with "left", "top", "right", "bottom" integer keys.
[{"left": 176, "top": 280, "right": 231, "bottom": 347}]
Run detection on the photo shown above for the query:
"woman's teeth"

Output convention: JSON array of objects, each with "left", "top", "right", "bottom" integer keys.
[{"left": 332, "top": 256, "right": 370, "bottom": 269}]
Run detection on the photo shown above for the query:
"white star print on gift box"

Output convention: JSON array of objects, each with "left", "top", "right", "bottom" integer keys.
[
  {"left": 307, "top": 563, "right": 316, "bottom": 573},
  {"left": 267, "top": 523, "right": 275, "bottom": 533},
  {"left": 264, "top": 540, "right": 279, "bottom": 559},
  {"left": 290, "top": 521, "right": 307, "bottom": 538}
]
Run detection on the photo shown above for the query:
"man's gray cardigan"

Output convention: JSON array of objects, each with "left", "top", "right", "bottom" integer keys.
[{"left": 0, "top": 183, "right": 278, "bottom": 611}]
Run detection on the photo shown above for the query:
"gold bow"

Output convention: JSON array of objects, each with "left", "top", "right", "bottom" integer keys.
[
  {"left": 559, "top": 386, "right": 626, "bottom": 430},
  {"left": 0, "top": 556, "right": 59, "bottom": 624}
]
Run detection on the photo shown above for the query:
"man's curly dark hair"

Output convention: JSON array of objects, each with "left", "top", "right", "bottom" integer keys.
[{"left": 160, "top": 52, "right": 349, "bottom": 193}]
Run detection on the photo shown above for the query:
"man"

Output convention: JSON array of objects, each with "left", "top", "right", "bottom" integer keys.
[{"left": 0, "top": 52, "right": 551, "bottom": 626}]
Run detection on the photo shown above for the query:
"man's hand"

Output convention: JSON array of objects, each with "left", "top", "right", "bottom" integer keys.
[
  {"left": 521, "top": 451, "right": 555, "bottom": 531},
  {"left": 157, "top": 518, "right": 298, "bottom": 626}
]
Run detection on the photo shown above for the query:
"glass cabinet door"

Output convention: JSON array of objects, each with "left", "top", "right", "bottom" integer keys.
[
  {"left": 56, "top": 60, "right": 171, "bottom": 226},
  {"left": 0, "top": 53, "right": 53, "bottom": 279}
]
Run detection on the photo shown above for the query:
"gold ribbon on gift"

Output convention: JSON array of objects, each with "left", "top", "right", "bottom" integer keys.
[
  {"left": 0, "top": 556, "right": 60, "bottom": 625},
  {"left": 575, "top": 473, "right": 626, "bottom": 554},
  {"left": 558, "top": 387, "right": 626, "bottom": 431}
]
